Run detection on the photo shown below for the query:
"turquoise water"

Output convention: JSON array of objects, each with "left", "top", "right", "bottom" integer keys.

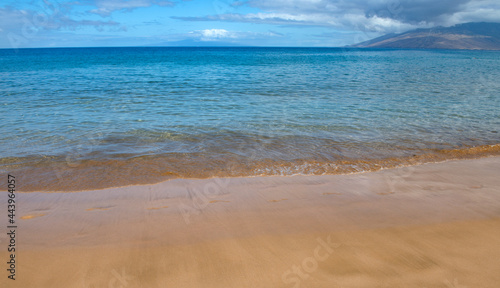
[{"left": 1, "top": 47, "right": 499, "bottom": 191}]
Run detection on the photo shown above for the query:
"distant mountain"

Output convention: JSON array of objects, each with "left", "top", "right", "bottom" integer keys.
[{"left": 351, "top": 22, "right": 500, "bottom": 50}]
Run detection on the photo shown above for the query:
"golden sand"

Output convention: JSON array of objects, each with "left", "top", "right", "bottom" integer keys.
[{"left": 1, "top": 157, "right": 500, "bottom": 287}]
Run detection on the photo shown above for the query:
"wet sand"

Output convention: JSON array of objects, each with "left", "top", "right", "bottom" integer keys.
[
  {"left": 1, "top": 157, "right": 500, "bottom": 287},
  {"left": 8, "top": 144, "right": 500, "bottom": 192}
]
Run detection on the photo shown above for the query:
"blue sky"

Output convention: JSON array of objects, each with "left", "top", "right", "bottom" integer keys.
[{"left": 1, "top": 0, "right": 500, "bottom": 48}]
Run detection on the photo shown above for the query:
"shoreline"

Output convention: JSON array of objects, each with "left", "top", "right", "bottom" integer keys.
[
  {"left": 5, "top": 143, "right": 500, "bottom": 193},
  {"left": 1, "top": 156, "right": 500, "bottom": 287}
]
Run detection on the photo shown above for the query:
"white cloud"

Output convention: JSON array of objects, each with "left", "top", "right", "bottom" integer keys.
[
  {"left": 176, "top": 0, "right": 500, "bottom": 34},
  {"left": 0, "top": 5, "right": 125, "bottom": 48},
  {"left": 199, "top": 28, "right": 235, "bottom": 40},
  {"left": 187, "top": 28, "right": 282, "bottom": 41},
  {"left": 438, "top": 1, "right": 500, "bottom": 26},
  {"left": 177, "top": 11, "right": 417, "bottom": 34}
]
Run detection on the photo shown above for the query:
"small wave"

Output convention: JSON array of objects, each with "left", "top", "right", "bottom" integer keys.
[{"left": 2, "top": 143, "right": 499, "bottom": 192}]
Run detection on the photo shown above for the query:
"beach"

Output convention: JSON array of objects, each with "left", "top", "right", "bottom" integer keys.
[
  {"left": 2, "top": 47, "right": 500, "bottom": 193},
  {"left": 1, "top": 47, "right": 500, "bottom": 288},
  {"left": 1, "top": 6, "right": 500, "bottom": 288},
  {"left": 2, "top": 156, "right": 500, "bottom": 288}
]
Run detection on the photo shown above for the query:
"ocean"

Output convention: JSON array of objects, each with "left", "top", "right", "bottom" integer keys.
[{"left": 1, "top": 47, "right": 499, "bottom": 191}]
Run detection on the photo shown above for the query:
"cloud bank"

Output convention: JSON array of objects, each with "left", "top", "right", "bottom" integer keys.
[
  {"left": 1, "top": 0, "right": 499, "bottom": 48},
  {"left": 177, "top": 0, "right": 500, "bottom": 33}
]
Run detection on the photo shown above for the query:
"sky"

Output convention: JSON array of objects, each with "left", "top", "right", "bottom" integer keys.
[{"left": 1, "top": 0, "right": 500, "bottom": 48}]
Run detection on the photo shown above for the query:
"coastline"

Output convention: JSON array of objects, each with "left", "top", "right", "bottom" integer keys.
[
  {"left": 1, "top": 156, "right": 500, "bottom": 287},
  {"left": 5, "top": 143, "right": 500, "bottom": 192}
]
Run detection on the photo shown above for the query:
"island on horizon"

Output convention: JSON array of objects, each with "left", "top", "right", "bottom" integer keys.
[{"left": 351, "top": 22, "right": 500, "bottom": 50}]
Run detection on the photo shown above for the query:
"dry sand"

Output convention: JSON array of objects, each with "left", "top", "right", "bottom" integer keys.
[{"left": 1, "top": 157, "right": 500, "bottom": 288}]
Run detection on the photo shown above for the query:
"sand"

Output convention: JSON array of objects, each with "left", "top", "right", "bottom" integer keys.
[{"left": 1, "top": 157, "right": 500, "bottom": 288}]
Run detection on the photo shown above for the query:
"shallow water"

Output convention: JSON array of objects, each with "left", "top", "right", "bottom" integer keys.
[{"left": 1, "top": 47, "right": 499, "bottom": 191}]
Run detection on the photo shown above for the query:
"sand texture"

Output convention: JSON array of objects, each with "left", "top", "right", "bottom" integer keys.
[{"left": 1, "top": 157, "right": 500, "bottom": 288}]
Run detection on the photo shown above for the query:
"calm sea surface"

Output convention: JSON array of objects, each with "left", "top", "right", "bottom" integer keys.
[{"left": 1, "top": 47, "right": 499, "bottom": 191}]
